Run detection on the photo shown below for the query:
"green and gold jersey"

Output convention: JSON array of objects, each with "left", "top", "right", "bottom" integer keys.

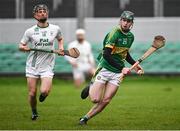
[{"left": 98, "top": 26, "right": 134, "bottom": 73}]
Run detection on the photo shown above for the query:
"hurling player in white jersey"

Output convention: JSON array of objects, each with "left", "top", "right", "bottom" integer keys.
[
  {"left": 66, "top": 29, "right": 96, "bottom": 88},
  {"left": 19, "top": 4, "right": 64, "bottom": 120}
]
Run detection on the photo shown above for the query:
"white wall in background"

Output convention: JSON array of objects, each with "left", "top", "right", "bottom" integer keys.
[
  {"left": 0, "top": 18, "right": 179, "bottom": 44},
  {"left": 85, "top": 17, "right": 180, "bottom": 43}
]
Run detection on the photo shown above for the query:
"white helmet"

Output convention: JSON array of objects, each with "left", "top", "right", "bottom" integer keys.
[{"left": 76, "top": 29, "right": 85, "bottom": 35}]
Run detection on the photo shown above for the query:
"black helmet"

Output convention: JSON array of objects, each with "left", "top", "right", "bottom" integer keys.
[
  {"left": 120, "top": 11, "right": 134, "bottom": 22},
  {"left": 33, "top": 4, "right": 49, "bottom": 15}
]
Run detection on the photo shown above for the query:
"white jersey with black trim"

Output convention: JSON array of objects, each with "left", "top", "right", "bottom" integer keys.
[
  {"left": 67, "top": 40, "right": 94, "bottom": 69},
  {"left": 20, "top": 23, "right": 62, "bottom": 71}
]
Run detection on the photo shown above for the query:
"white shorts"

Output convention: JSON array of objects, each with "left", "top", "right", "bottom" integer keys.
[
  {"left": 73, "top": 63, "right": 92, "bottom": 81},
  {"left": 26, "top": 67, "right": 54, "bottom": 78},
  {"left": 94, "top": 68, "right": 123, "bottom": 86}
]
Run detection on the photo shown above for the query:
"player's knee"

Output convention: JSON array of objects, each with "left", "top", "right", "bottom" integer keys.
[
  {"left": 90, "top": 97, "right": 100, "bottom": 103},
  {"left": 29, "top": 89, "right": 36, "bottom": 97},
  {"left": 89, "top": 93, "right": 101, "bottom": 103},
  {"left": 102, "top": 97, "right": 111, "bottom": 105},
  {"left": 41, "top": 88, "right": 50, "bottom": 95},
  {"left": 29, "top": 91, "right": 36, "bottom": 100}
]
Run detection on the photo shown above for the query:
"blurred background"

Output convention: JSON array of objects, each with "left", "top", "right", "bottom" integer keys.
[{"left": 0, "top": 0, "right": 180, "bottom": 76}]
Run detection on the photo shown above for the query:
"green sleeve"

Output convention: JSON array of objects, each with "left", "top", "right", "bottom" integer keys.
[
  {"left": 132, "top": 33, "right": 134, "bottom": 43},
  {"left": 104, "top": 28, "right": 119, "bottom": 48}
]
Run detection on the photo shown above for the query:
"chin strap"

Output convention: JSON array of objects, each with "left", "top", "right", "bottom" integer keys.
[{"left": 129, "top": 23, "right": 134, "bottom": 30}]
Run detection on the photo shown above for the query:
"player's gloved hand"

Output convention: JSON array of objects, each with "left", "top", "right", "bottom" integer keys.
[
  {"left": 122, "top": 67, "right": 131, "bottom": 75},
  {"left": 134, "top": 64, "right": 144, "bottom": 75}
]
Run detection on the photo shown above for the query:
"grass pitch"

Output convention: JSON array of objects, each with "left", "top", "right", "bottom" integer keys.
[{"left": 0, "top": 76, "right": 179, "bottom": 130}]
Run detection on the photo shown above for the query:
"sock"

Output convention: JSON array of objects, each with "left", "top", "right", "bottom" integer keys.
[
  {"left": 39, "top": 93, "right": 47, "bottom": 102},
  {"left": 32, "top": 109, "right": 37, "bottom": 115},
  {"left": 83, "top": 115, "right": 89, "bottom": 121},
  {"left": 40, "top": 93, "right": 47, "bottom": 98}
]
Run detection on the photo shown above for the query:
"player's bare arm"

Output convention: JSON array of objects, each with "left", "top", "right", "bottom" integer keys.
[{"left": 57, "top": 37, "right": 64, "bottom": 56}]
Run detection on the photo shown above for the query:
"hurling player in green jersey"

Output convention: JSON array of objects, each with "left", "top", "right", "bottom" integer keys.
[{"left": 79, "top": 11, "right": 144, "bottom": 125}]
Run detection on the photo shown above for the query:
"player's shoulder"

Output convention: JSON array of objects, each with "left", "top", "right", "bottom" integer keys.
[
  {"left": 112, "top": 26, "right": 120, "bottom": 31},
  {"left": 127, "top": 31, "right": 134, "bottom": 38},
  {"left": 84, "top": 40, "right": 91, "bottom": 47},
  {"left": 69, "top": 40, "right": 77, "bottom": 44},
  {"left": 24, "top": 25, "right": 37, "bottom": 34},
  {"left": 108, "top": 26, "right": 120, "bottom": 36},
  {"left": 84, "top": 40, "right": 91, "bottom": 45},
  {"left": 49, "top": 24, "right": 61, "bottom": 30},
  {"left": 68, "top": 40, "right": 77, "bottom": 47}
]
